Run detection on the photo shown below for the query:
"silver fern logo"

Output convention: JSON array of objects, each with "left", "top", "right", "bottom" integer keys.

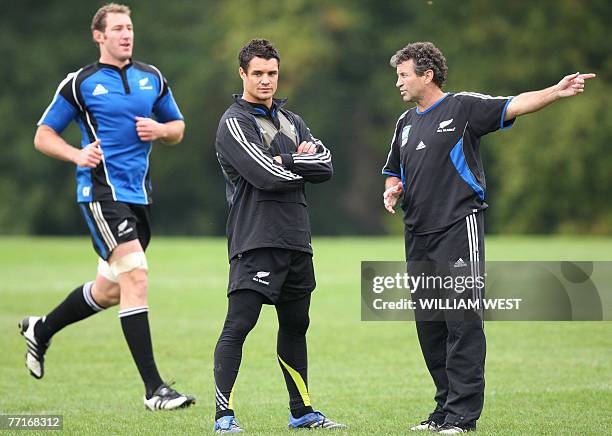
[
  {"left": 253, "top": 271, "right": 271, "bottom": 285},
  {"left": 437, "top": 119, "right": 455, "bottom": 132}
]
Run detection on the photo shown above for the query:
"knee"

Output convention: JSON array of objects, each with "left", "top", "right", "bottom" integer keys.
[
  {"left": 221, "top": 314, "right": 258, "bottom": 342},
  {"left": 93, "top": 283, "right": 121, "bottom": 307},
  {"left": 280, "top": 313, "right": 310, "bottom": 336},
  {"left": 110, "top": 252, "right": 149, "bottom": 296},
  {"left": 231, "top": 316, "right": 258, "bottom": 338},
  {"left": 121, "top": 268, "right": 149, "bottom": 299}
]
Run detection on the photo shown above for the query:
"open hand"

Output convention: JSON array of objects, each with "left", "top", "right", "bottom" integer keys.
[{"left": 383, "top": 182, "right": 403, "bottom": 214}]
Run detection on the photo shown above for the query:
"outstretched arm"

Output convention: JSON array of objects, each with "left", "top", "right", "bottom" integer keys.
[{"left": 504, "top": 72, "right": 596, "bottom": 121}]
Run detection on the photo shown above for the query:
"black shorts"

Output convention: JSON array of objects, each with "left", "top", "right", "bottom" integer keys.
[
  {"left": 228, "top": 248, "right": 316, "bottom": 304},
  {"left": 79, "top": 201, "right": 151, "bottom": 261}
]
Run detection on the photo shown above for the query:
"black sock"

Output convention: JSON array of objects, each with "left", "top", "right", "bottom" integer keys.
[
  {"left": 214, "top": 290, "right": 264, "bottom": 420},
  {"left": 119, "top": 308, "right": 163, "bottom": 397},
  {"left": 35, "top": 282, "right": 104, "bottom": 344},
  {"left": 277, "top": 330, "right": 314, "bottom": 418},
  {"left": 292, "top": 406, "right": 315, "bottom": 419}
]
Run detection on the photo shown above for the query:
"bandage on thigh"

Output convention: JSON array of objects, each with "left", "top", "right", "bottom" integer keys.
[
  {"left": 110, "top": 251, "right": 149, "bottom": 277},
  {"left": 97, "top": 257, "right": 118, "bottom": 283}
]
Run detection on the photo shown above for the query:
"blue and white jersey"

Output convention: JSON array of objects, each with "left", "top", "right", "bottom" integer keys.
[{"left": 38, "top": 61, "right": 183, "bottom": 204}]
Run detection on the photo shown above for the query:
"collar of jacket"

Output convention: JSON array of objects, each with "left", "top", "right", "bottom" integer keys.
[{"left": 232, "top": 94, "right": 288, "bottom": 117}]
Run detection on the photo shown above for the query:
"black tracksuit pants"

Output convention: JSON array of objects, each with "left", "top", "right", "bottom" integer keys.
[{"left": 405, "top": 211, "right": 486, "bottom": 428}]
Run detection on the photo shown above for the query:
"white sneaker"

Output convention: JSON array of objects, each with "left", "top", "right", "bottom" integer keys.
[
  {"left": 19, "top": 316, "right": 50, "bottom": 379},
  {"left": 143, "top": 382, "right": 196, "bottom": 411},
  {"left": 410, "top": 419, "right": 442, "bottom": 431},
  {"left": 437, "top": 423, "right": 475, "bottom": 433}
]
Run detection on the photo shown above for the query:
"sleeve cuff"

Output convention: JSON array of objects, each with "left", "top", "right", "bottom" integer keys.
[
  {"left": 382, "top": 171, "right": 401, "bottom": 177},
  {"left": 500, "top": 96, "right": 516, "bottom": 129},
  {"left": 280, "top": 153, "right": 295, "bottom": 169}
]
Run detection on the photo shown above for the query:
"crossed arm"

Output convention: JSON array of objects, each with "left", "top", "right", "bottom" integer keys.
[{"left": 273, "top": 141, "right": 317, "bottom": 164}]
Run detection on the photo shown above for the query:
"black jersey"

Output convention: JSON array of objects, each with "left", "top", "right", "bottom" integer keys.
[
  {"left": 216, "top": 96, "right": 333, "bottom": 260},
  {"left": 382, "top": 92, "right": 515, "bottom": 234}
]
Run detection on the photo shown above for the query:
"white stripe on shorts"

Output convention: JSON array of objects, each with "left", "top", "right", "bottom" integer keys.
[{"left": 89, "top": 202, "right": 117, "bottom": 251}]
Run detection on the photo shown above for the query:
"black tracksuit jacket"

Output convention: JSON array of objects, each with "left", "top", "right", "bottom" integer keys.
[{"left": 215, "top": 96, "right": 332, "bottom": 260}]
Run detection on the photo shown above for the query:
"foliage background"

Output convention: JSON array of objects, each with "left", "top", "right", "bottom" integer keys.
[{"left": 1, "top": 0, "right": 610, "bottom": 236}]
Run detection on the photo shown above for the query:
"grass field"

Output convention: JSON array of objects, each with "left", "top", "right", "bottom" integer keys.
[{"left": 1, "top": 236, "right": 611, "bottom": 435}]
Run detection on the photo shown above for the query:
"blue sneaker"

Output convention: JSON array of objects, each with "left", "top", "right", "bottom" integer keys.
[
  {"left": 214, "top": 416, "right": 243, "bottom": 433},
  {"left": 288, "top": 410, "right": 347, "bottom": 429}
]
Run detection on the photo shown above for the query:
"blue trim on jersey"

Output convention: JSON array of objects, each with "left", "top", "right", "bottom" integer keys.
[
  {"left": 450, "top": 138, "right": 485, "bottom": 201},
  {"left": 79, "top": 204, "right": 108, "bottom": 259},
  {"left": 382, "top": 170, "right": 401, "bottom": 177},
  {"left": 400, "top": 165, "right": 406, "bottom": 190},
  {"left": 253, "top": 107, "right": 267, "bottom": 116},
  {"left": 415, "top": 93, "right": 449, "bottom": 115},
  {"left": 500, "top": 96, "right": 516, "bottom": 129}
]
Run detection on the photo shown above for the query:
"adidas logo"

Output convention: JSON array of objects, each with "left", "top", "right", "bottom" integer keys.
[
  {"left": 416, "top": 141, "right": 426, "bottom": 150},
  {"left": 92, "top": 84, "right": 108, "bottom": 96},
  {"left": 139, "top": 77, "right": 153, "bottom": 90},
  {"left": 454, "top": 258, "right": 467, "bottom": 268},
  {"left": 253, "top": 271, "right": 270, "bottom": 285},
  {"left": 437, "top": 118, "right": 456, "bottom": 132}
]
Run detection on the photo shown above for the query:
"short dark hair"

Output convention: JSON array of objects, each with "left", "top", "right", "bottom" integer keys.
[
  {"left": 239, "top": 39, "right": 280, "bottom": 72},
  {"left": 390, "top": 42, "right": 448, "bottom": 89},
  {"left": 91, "top": 3, "right": 131, "bottom": 33}
]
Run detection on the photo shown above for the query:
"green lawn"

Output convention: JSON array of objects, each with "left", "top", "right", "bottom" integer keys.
[{"left": 1, "top": 236, "right": 611, "bottom": 435}]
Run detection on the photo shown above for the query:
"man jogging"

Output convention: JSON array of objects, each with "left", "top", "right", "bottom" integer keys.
[{"left": 21, "top": 3, "right": 194, "bottom": 410}]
